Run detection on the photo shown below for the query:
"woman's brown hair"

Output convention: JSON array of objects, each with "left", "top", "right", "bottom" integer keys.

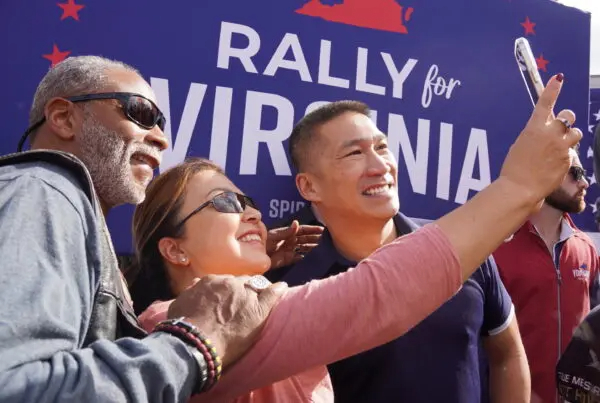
[{"left": 127, "top": 157, "right": 224, "bottom": 315}]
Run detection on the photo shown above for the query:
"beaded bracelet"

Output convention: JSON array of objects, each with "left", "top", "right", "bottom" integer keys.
[{"left": 153, "top": 318, "right": 223, "bottom": 393}]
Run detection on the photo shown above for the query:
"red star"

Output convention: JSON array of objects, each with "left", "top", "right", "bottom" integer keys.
[
  {"left": 520, "top": 16, "right": 536, "bottom": 35},
  {"left": 43, "top": 44, "right": 71, "bottom": 67},
  {"left": 536, "top": 54, "right": 549, "bottom": 72},
  {"left": 58, "top": 0, "right": 85, "bottom": 21}
]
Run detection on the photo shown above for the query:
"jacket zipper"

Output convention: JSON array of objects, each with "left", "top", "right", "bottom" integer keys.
[
  {"left": 554, "top": 258, "right": 562, "bottom": 360},
  {"left": 531, "top": 222, "right": 573, "bottom": 403},
  {"left": 552, "top": 242, "right": 562, "bottom": 403}
]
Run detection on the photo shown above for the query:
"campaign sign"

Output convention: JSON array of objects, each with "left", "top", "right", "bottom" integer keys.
[{"left": 0, "top": 0, "right": 592, "bottom": 254}]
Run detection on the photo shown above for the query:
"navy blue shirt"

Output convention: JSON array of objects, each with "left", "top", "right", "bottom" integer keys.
[{"left": 267, "top": 214, "right": 514, "bottom": 403}]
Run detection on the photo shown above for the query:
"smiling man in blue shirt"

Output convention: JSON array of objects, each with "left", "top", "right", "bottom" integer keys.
[{"left": 268, "top": 100, "right": 530, "bottom": 403}]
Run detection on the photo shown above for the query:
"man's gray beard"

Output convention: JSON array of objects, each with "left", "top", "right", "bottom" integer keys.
[{"left": 78, "top": 113, "right": 146, "bottom": 209}]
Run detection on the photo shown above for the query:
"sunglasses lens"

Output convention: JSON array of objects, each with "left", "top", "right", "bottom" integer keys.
[
  {"left": 127, "top": 96, "right": 161, "bottom": 129},
  {"left": 243, "top": 195, "right": 258, "bottom": 210},
  {"left": 213, "top": 192, "right": 245, "bottom": 213},
  {"left": 157, "top": 115, "right": 166, "bottom": 131},
  {"left": 570, "top": 167, "right": 585, "bottom": 182}
]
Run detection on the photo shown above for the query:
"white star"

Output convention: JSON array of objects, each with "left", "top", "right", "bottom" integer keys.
[
  {"left": 590, "top": 203, "right": 598, "bottom": 214},
  {"left": 595, "top": 109, "right": 600, "bottom": 121},
  {"left": 590, "top": 124, "right": 596, "bottom": 134},
  {"left": 588, "top": 146, "right": 594, "bottom": 159},
  {"left": 589, "top": 174, "right": 597, "bottom": 185}
]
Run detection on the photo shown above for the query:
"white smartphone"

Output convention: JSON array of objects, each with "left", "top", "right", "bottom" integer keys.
[{"left": 514, "top": 37, "right": 544, "bottom": 107}]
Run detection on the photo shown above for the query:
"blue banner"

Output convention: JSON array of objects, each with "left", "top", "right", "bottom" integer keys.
[
  {"left": 588, "top": 88, "right": 600, "bottom": 227},
  {"left": 0, "top": 0, "right": 592, "bottom": 253}
]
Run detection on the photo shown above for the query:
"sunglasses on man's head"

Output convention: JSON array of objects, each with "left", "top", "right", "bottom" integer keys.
[
  {"left": 569, "top": 166, "right": 587, "bottom": 182},
  {"left": 175, "top": 191, "right": 259, "bottom": 229},
  {"left": 17, "top": 92, "right": 166, "bottom": 152}
]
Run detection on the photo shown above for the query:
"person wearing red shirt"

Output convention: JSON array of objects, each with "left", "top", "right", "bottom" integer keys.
[{"left": 494, "top": 146, "right": 599, "bottom": 403}]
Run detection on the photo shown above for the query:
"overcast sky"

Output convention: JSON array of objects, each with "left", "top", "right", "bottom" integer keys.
[{"left": 555, "top": 0, "right": 599, "bottom": 75}]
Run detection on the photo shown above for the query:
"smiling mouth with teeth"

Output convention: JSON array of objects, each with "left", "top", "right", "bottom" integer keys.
[
  {"left": 239, "top": 233, "right": 262, "bottom": 243},
  {"left": 131, "top": 153, "right": 157, "bottom": 169},
  {"left": 363, "top": 184, "right": 392, "bottom": 196}
]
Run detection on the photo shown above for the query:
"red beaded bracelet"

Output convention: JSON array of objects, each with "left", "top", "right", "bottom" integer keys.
[{"left": 153, "top": 318, "right": 223, "bottom": 393}]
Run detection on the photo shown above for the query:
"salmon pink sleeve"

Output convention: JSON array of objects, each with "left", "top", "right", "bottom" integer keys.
[
  {"left": 197, "top": 223, "right": 462, "bottom": 402},
  {"left": 138, "top": 300, "right": 171, "bottom": 332}
]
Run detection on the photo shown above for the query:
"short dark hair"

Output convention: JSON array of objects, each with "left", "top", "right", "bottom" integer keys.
[{"left": 289, "top": 100, "right": 370, "bottom": 172}]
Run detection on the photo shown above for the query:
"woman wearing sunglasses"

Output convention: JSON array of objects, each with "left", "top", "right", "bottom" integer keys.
[
  {"left": 127, "top": 115, "right": 573, "bottom": 402},
  {"left": 130, "top": 73, "right": 578, "bottom": 401},
  {"left": 131, "top": 157, "right": 458, "bottom": 402}
]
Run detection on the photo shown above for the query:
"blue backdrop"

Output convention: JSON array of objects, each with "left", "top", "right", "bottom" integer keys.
[
  {"left": 0, "top": 0, "right": 593, "bottom": 253},
  {"left": 589, "top": 88, "right": 600, "bottom": 224}
]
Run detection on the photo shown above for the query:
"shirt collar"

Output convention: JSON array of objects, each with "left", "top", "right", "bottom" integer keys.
[
  {"left": 319, "top": 212, "right": 421, "bottom": 267},
  {"left": 521, "top": 213, "right": 578, "bottom": 242},
  {"left": 284, "top": 213, "right": 422, "bottom": 284},
  {"left": 558, "top": 217, "right": 576, "bottom": 242}
]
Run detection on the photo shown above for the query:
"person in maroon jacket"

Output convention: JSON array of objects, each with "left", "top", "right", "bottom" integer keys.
[{"left": 494, "top": 145, "right": 600, "bottom": 403}]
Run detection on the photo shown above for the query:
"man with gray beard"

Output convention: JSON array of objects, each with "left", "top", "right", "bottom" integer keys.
[
  {"left": 494, "top": 146, "right": 600, "bottom": 403},
  {"left": 0, "top": 55, "right": 289, "bottom": 402}
]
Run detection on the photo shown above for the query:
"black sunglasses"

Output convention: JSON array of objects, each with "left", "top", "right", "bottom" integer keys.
[
  {"left": 569, "top": 166, "right": 587, "bottom": 182},
  {"left": 175, "top": 191, "right": 259, "bottom": 229},
  {"left": 17, "top": 92, "right": 166, "bottom": 152}
]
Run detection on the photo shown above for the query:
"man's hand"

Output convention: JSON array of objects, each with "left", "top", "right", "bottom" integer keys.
[
  {"left": 500, "top": 73, "right": 582, "bottom": 210},
  {"left": 266, "top": 220, "right": 324, "bottom": 269},
  {"left": 167, "top": 275, "right": 288, "bottom": 368}
]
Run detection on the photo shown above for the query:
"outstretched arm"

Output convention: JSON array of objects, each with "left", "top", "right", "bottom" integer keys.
[{"left": 197, "top": 74, "right": 580, "bottom": 401}]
